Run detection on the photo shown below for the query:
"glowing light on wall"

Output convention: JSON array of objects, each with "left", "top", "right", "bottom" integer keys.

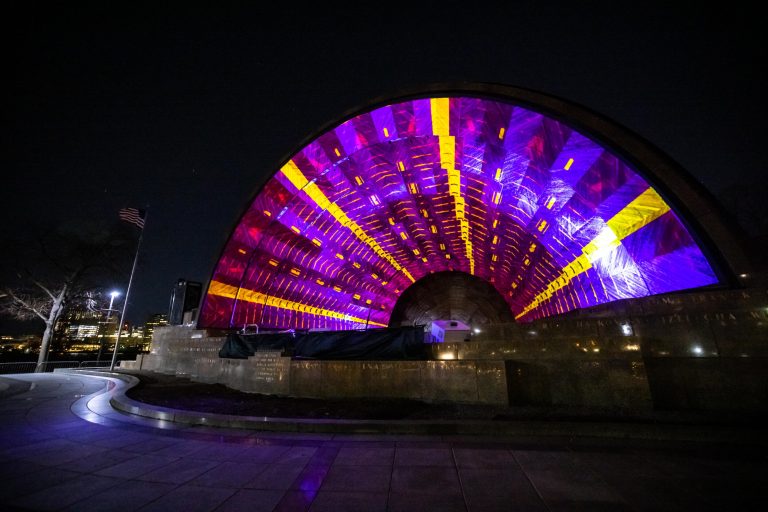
[{"left": 199, "top": 96, "right": 718, "bottom": 330}]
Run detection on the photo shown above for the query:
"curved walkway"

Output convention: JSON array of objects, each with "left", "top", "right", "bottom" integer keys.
[{"left": 0, "top": 372, "right": 765, "bottom": 511}]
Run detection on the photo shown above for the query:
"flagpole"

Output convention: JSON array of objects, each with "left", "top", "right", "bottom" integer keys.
[{"left": 110, "top": 210, "right": 148, "bottom": 372}]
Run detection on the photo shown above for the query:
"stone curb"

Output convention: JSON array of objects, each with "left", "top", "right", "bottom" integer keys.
[
  {"left": 0, "top": 375, "right": 34, "bottom": 398},
  {"left": 59, "top": 369, "right": 766, "bottom": 444}
]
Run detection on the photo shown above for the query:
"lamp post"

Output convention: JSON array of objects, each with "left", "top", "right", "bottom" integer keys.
[{"left": 96, "top": 291, "right": 120, "bottom": 364}]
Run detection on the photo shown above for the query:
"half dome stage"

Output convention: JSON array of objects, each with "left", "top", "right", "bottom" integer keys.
[
  {"left": 129, "top": 87, "right": 764, "bottom": 413},
  {"left": 198, "top": 95, "right": 719, "bottom": 331}
]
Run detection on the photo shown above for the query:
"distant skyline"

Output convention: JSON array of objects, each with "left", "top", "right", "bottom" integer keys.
[{"left": 2, "top": 2, "right": 765, "bottom": 333}]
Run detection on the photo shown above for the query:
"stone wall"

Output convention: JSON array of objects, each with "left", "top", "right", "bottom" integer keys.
[
  {"left": 445, "top": 290, "right": 768, "bottom": 413},
  {"left": 125, "top": 327, "right": 508, "bottom": 405},
  {"left": 289, "top": 359, "right": 506, "bottom": 404},
  {"left": 433, "top": 337, "right": 652, "bottom": 410},
  {"left": 130, "top": 326, "right": 225, "bottom": 381},
  {"left": 124, "top": 292, "right": 768, "bottom": 412},
  {"left": 644, "top": 357, "right": 768, "bottom": 412},
  {"left": 125, "top": 326, "right": 292, "bottom": 396}
]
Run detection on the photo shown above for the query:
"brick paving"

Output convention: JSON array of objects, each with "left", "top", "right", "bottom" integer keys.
[{"left": 1, "top": 372, "right": 766, "bottom": 511}]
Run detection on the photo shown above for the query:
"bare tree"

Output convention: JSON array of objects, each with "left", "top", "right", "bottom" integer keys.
[{"left": 0, "top": 221, "right": 132, "bottom": 372}]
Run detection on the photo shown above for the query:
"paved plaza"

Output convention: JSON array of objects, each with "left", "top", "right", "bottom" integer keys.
[{"left": 0, "top": 372, "right": 766, "bottom": 511}]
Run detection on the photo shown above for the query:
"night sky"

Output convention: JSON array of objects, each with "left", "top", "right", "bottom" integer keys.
[{"left": 1, "top": 2, "right": 764, "bottom": 330}]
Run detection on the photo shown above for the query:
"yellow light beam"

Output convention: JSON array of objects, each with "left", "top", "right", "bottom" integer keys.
[
  {"left": 515, "top": 187, "right": 671, "bottom": 319},
  {"left": 431, "top": 98, "right": 474, "bottom": 274},
  {"left": 208, "top": 280, "right": 388, "bottom": 327},
  {"left": 280, "top": 160, "right": 415, "bottom": 282}
]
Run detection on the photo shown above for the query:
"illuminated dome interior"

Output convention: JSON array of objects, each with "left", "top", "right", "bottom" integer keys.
[
  {"left": 199, "top": 95, "right": 718, "bottom": 330},
  {"left": 389, "top": 271, "right": 515, "bottom": 327}
]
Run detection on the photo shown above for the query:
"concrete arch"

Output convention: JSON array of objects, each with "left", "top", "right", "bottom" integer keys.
[{"left": 198, "top": 84, "right": 740, "bottom": 330}]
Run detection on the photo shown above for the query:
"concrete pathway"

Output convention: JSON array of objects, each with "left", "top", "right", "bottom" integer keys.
[{"left": 0, "top": 372, "right": 766, "bottom": 511}]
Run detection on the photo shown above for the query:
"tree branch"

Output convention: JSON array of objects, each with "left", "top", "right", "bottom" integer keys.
[
  {"left": 30, "top": 278, "right": 57, "bottom": 301},
  {"left": 1, "top": 288, "right": 48, "bottom": 322}
]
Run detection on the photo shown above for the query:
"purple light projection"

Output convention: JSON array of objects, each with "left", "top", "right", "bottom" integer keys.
[{"left": 199, "top": 96, "right": 718, "bottom": 330}]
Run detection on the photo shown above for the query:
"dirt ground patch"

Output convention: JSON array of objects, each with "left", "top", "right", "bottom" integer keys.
[
  {"left": 121, "top": 370, "right": 758, "bottom": 424},
  {"left": 123, "top": 370, "right": 505, "bottom": 420}
]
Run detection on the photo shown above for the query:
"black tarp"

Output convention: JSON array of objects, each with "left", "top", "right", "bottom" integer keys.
[
  {"left": 218, "top": 326, "right": 427, "bottom": 360},
  {"left": 218, "top": 332, "right": 298, "bottom": 359}
]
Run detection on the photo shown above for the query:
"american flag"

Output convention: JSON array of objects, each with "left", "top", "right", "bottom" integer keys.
[{"left": 119, "top": 207, "right": 146, "bottom": 229}]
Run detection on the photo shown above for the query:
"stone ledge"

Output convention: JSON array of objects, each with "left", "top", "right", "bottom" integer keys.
[{"left": 61, "top": 369, "right": 766, "bottom": 444}]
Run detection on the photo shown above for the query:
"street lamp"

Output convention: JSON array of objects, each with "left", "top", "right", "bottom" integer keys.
[{"left": 96, "top": 291, "right": 120, "bottom": 364}]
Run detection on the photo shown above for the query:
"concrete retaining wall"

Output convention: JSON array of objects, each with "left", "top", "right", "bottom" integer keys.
[
  {"left": 289, "top": 359, "right": 507, "bottom": 404},
  {"left": 124, "top": 296, "right": 768, "bottom": 413},
  {"left": 123, "top": 326, "right": 652, "bottom": 408},
  {"left": 125, "top": 326, "right": 509, "bottom": 405}
]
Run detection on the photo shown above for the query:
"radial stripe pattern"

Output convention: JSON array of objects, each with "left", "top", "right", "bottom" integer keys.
[{"left": 199, "top": 96, "right": 718, "bottom": 330}]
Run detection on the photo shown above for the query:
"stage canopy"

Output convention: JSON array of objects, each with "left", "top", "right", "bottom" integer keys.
[{"left": 199, "top": 94, "right": 718, "bottom": 330}]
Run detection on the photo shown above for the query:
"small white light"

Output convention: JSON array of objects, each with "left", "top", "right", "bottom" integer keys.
[
  {"left": 620, "top": 323, "right": 633, "bottom": 336},
  {"left": 739, "top": 273, "right": 748, "bottom": 278},
  {"left": 691, "top": 346, "right": 703, "bottom": 355},
  {"left": 110, "top": 290, "right": 121, "bottom": 298},
  {"left": 473, "top": 328, "right": 481, "bottom": 334}
]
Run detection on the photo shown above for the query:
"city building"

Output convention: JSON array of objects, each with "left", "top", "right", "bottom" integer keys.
[
  {"left": 142, "top": 314, "right": 168, "bottom": 351},
  {"left": 54, "top": 307, "right": 111, "bottom": 352}
]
